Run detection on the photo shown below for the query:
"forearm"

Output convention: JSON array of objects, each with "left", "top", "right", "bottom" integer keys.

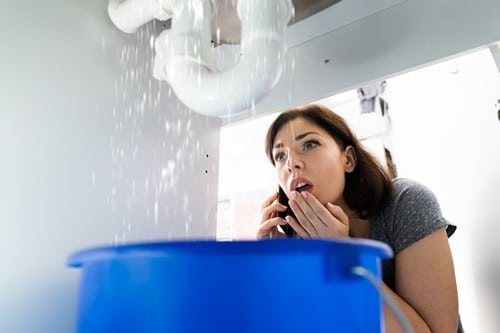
[{"left": 381, "top": 284, "right": 431, "bottom": 333}]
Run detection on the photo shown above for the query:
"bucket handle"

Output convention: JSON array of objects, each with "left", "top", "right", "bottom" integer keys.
[{"left": 350, "top": 266, "right": 415, "bottom": 333}]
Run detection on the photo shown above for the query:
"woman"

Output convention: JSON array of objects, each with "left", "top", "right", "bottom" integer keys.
[{"left": 257, "top": 104, "right": 462, "bottom": 332}]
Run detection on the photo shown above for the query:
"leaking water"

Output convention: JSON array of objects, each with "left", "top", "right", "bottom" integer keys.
[
  {"left": 97, "top": 2, "right": 295, "bottom": 244},
  {"left": 286, "top": 49, "right": 297, "bottom": 106},
  {"left": 98, "top": 19, "right": 219, "bottom": 245}
]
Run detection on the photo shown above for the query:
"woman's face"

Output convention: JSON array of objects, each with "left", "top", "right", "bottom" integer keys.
[{"left": 272, "top": 117, "right": 355, "bottom": 207}]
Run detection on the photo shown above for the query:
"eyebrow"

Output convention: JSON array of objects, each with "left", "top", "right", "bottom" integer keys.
[
  {"left": 272, "top": 131, "right": 320, "bottom": 150},
  {"left": 296, "top": 131, "right": 319, "bottom": 140}
]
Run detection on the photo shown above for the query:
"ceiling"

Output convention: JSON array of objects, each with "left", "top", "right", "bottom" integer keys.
[{"left": 211, "top": 0, "right": 342, "bottom": 45}]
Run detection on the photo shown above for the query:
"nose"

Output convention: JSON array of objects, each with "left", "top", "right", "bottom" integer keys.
[{"left": 285, "top": 151, "right": 303, "bottom": 171}]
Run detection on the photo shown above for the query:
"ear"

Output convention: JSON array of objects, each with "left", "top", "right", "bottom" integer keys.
[{"left": 344, "top": 146, "right": 357, "bottom": 173}]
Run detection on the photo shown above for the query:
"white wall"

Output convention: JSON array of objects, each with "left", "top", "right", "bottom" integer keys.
[
  {"left": 385, "top": 48, "right": 500, "bottom": 333},
  {"left": 0, "top": 1, "right": 221, "bottom": 332}
]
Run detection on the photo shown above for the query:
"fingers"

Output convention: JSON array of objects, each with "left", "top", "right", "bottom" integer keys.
[
  {"left": 257, "top": 217, "right": 288, "bottom": 239},
  {"left": 260, "top": 192, "right": 278, "bottom": 210},
  {"left": 257, "top": 192, "right": 289, "bottom": 239},
  {"left": 326, "top": 202, "right": 349, "bottom": 227},
  {"left": 323, "top": 202, "right": 350, "bottom": 237},
  {"left": 288, "top": 191, "right": 350, "bottom": 238},
  {"left": 289, "top": 193, "right": 320, "bottom": 236},
  {"left": 259, "top": 200, "right": 287, "bottom": 224},
  {"left": 284, "top": 215, "right": 308, "bottom": 237},
  {"left": 257, "top": 190, "right": 350, "bottom": 239}
]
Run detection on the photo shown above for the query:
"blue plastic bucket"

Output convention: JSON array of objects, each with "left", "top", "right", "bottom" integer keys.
[{"left": 67, "top": 239, "right": 392, "bottom": 333}]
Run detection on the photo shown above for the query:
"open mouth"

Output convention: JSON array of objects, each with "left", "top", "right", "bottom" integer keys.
[{"left": 295, "top": 183, "right": 312, "bottom": 192}]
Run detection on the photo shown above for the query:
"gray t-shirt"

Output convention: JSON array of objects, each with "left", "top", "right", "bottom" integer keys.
[
  {"left": 370, "top": 177, "right": 463, "bottom": 332},
  {"left": 372, "top": 178, "right": 450, "bottom": 252}
]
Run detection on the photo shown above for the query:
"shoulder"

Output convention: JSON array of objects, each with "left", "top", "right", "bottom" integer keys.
[
  {"left": 375, "top": 177, "right": 449, "bottom": 254},
  {"left": 392, "top": 177, "right": 433, "bottom": 198},
  {"left": 391, "top": 178, "right": 442, "bottom": 211},
  {"left": 384, "top": 177, "right": 441, "bottom": 216}
]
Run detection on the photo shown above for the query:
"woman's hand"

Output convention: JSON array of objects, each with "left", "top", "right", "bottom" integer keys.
[
  {"left": 256, "top": 192, "right": 289, "bottom": 239},
  {"left": 286, "top": 190, "right": 350, "bottom": 239}
]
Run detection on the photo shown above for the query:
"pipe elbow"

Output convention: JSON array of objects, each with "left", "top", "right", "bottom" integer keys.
[
  {"left": 108, "top": 0, "right": 172, "bottom": 33},
  {"left": 165, "top": 38, "right": 286, "bottom": 117}
]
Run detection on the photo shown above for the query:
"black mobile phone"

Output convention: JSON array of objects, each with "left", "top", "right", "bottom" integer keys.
[{"left": 277, "top": 186, "right": 296, "bottom": 237}]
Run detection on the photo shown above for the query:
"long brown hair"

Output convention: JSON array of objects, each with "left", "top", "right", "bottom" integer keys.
[{"left": 265, "top": 104, "right": 393, "bottom": 218}]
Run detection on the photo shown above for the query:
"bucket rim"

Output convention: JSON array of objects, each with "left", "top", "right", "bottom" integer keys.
[{"left": 67, "top": 238, "right": 393, "bottom": 268}]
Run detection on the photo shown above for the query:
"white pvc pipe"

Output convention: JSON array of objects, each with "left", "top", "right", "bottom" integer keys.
[
  {"left": 108, "top": 0, "right": 172, "bottom": 33},
  {"left": 108, "top": 0, "right": 293, "bottom": 117},
  {"left": 158, "top": 0, "right": 293, "bottom": 117},
  {"left": 160, "top": 38, "right": 287, "bottom": 116},
  {"left": 154, "top": 0, "right": 215, "bottom": 75}
]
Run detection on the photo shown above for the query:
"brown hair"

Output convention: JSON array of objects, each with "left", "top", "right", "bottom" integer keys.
[{"left": 265, "top": 104, "right": 393, "bottom": 219}]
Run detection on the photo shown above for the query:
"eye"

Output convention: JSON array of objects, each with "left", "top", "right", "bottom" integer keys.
[
  {"left": 273, "top": 151, "right": 286, "bottom": 163},
  {"left": 303, "top": 139, "right": 319, "bottom": 151}
]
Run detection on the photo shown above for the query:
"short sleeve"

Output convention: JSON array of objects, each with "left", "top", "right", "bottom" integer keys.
[{"left": 389, "top": 178, "right": 448, "bottom": 254}]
